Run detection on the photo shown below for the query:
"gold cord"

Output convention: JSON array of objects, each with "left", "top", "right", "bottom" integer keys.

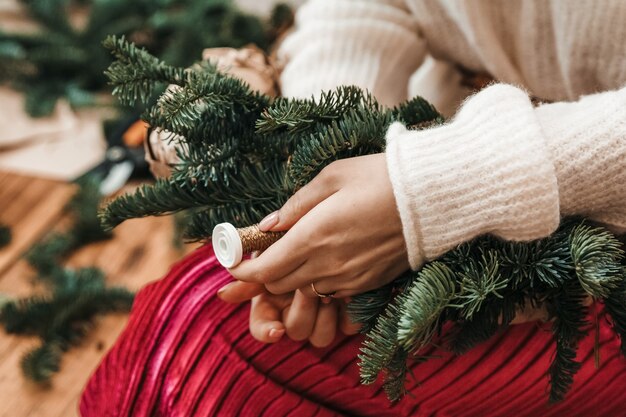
[{"left": 237, "top": 225, "right": 285, "bottom": 254}]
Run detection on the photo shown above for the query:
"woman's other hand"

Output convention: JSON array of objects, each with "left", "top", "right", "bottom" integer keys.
[{"left": 217, "top": 281, "right": 360, "bottom": 347}]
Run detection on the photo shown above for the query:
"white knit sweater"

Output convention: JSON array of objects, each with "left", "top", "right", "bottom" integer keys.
[{"left": 278, "top": 0, "right": 626, "bottom": 269}]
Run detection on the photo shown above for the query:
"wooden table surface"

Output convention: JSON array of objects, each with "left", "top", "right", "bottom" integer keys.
[{"left": 0, "top": 171, "right": 196, "bottom": 417}]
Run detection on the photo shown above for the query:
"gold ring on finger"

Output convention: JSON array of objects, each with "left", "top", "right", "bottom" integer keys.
[{"left": 311, "top": 282, "right": 336, "bottom": 298}]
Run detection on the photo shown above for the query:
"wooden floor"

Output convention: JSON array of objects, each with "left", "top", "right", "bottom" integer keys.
[{"left": 0, "top": 171, "right": 196, "bottom": 417}]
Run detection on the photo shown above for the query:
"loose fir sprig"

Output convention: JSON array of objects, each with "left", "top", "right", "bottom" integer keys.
[{"left": 0, "top": 177, "right": 135, "bottom": 383}]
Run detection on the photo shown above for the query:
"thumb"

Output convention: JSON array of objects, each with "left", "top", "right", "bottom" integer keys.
[
  {"left": 259, "top": 168, "right": 338, "bottom": 232},
  {"left": 217, "top": 281, "right": 265, "bottom": 303}
]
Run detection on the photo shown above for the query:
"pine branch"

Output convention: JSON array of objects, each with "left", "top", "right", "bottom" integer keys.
[
  {"left": 547, "top": 280, "right": 589, "bottom": 403},
  {"left": 0, "top": 268, "right": 110, "bottom": 337},
  {"left": 382, "top": 349, "right": 410, "bottom": 402},
  {"left": 53, "top": 267, "right": 106, "bottom": 295},
  {"left": 71, "top": 176, "right": 112, "bottom": 243},
  {"left": 21, "top": 0, "right": 74, "bottom": 36},
  {"left": 172, "top": 142, "right": 241, "bottom": 184},
  {"left": 23, "top": 82, "right": 64, "bottom": 116},
  {"left": 359, "top": 296, "right": 405, "bottom": 386},
  {"left": 348, "top": 283, "right": 396, "bottom": 334},
  {"left": 392, "top": 95, "right": 444, "bottom": 128},
  {"left": 1, "top": 176, "right": 134, "bottom": 383},
  {"left": 144, "top": 67, "right": 267, "bottom": 142},
  {"left": 21, "top": 340, "right": 63, "bottom": 384},
  {"left": 497, "top": 235, "right": 573, "bottom": 289},
  {"left": 26, "top": 176, "right": 109, "bottom": 280},
  {"left": 183, "top": 200, "right": 285, "bottom": 241},
  {"left": 1, "top": 296, "right": 56, "bottom": 336},
  {"left": 548, "top": 343, "right": 582, "bottom": 404},
  {"left": 100, "top": 161, "right": 290, "bottom": 231},
  {"left": 569, "top": 223, "right": 623, "bottom": 298},
  {"left": 396, "top": 262, "right": 456, "bottom": 352},
  {"left": 45, "top": 287, "right": 134, "bottom": 342},
  {"left": 255, "top": 86, "right": 373, "bottom": 134},
  {"left": 27, "top": 44, "right": 87, "bottom": 67},
  {"left": 100, "top": 179, "right": 206, "bottom": 229},
  {"left": 5, "top": 283, "right": 134, "bottom": 384},
  {"left": 26, "top": 233, "right": 76, "bottom": 277},
  {"left": 103, "top": 35, "right": 187, "bottom": 106},
  {"left": 446, "top": 224, "right": 575, "bottom": 354},
  {"left": 358, "top": 272, "right": 438, "bottom": 402},
  {"left": 447, "top": 294, "right": 520, "bottom": 354},
  {"left": 288, "top": 107, "right": 392, "bottom": 188},
  {"left": 456, "top": 252, "right": 508, "bottom": 319},
  {"left": 17, "top": 286, "right": 133, "bottom": 384}
]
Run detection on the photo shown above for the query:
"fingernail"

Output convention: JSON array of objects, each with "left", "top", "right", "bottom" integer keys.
[
  {"left": 216, "top": 282, "right": 234, "bottom": 297},
  {"left": 258, "top": 211, "right": 279, "bottom": 231},
  {"left": 269, "top": 328, "right": 285, "bottom": 339},
  {"left": 321, "top": 297, "right": 332, "bottom": 304}
]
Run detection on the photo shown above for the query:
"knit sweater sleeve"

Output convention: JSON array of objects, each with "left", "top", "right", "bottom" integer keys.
[
  {"left": 386, "top": 84, "right": 626, "bottom": 270},
  {"left": 277, "top": 0, "right": 425, "bottom": 106}
]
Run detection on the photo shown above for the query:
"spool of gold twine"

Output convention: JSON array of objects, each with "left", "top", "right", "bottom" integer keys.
[
  {"left": 212, "top": 222, "right": 285, "bottom": 268},
  {"left": 237, "top": 224, "right": 285, "bottom": 254}
]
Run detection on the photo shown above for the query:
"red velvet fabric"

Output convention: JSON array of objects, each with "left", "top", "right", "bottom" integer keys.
[{"left": 80, "top": 245, "right": 626, "bottom": 416}]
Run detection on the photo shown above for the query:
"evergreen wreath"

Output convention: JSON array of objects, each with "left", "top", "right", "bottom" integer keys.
[{"left": 99, "top": 36, "right": 626, "bottom": 403}]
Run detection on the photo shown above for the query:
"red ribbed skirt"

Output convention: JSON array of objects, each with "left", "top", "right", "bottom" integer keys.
[{"left": 80, "top": 245, "right": 626, "bottom": 417}]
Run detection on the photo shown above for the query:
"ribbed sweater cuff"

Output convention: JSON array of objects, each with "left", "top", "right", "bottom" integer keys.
[{"left": 385, "top": 84, "right": 561, "bottom": 269}]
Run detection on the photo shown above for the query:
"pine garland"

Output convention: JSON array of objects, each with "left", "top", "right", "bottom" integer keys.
[
  {"left": 0, "top": 177, "right": 134, "bottom": 383},
  {"left": 0, "top": 0, "right": 291, "bottom": 116},
  {"left": 99, "top": 37, "right": 626, "bottom": 403}
]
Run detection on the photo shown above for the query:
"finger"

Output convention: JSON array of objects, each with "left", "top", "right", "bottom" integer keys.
[
  {"left": 283, "top": 289, "right": 319, "bottom": 341},
  {"left": 217, "top": 281, "right": 265, "bottom": 303},
  {"left": 304, "top": 282, "right": 334, "bottom": 305},
  {"left": 264, "top": 261, "right": 341, "bottom": 295},
  {"left": 298, "top": 276, "right": 359, "bottom": 299},
  {"left": 230, "top": 179, "right": 342, "bottom": 285},
  {"left": 228, "top": 231, "right": 307, "bottom": 284},
  {"left": 300, "top": 261, "right": 407, "bottom": 299},
  {"left": 298, "top": 279, "right": 339, "bottom": 299},
  {"left": 249, "top": 294, "right": 289, "bottom": 343},
  {"left": 309, "top": 301, "right": 338, "bottom": 348},
  {"left": 264, "top": 166, "right": 339, "bottom": 232},
  {"left": 339, "top": 299, "right": 362, "bottom": 335},
  {"left": 270, "top": 254, "right": 389, "bottom": 297}
]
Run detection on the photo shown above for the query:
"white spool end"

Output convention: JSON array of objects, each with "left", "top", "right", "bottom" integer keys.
[{"left": 212, "top": 223, "right": 243, "bottom": 268}]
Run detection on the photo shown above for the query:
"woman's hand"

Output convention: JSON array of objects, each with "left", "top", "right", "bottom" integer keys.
[
  {"left": 228, "top": 154, "right": 410, "bottom": 298},
  {"left": 217, "top": 281, "right": 360, "bottom": 347}
]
